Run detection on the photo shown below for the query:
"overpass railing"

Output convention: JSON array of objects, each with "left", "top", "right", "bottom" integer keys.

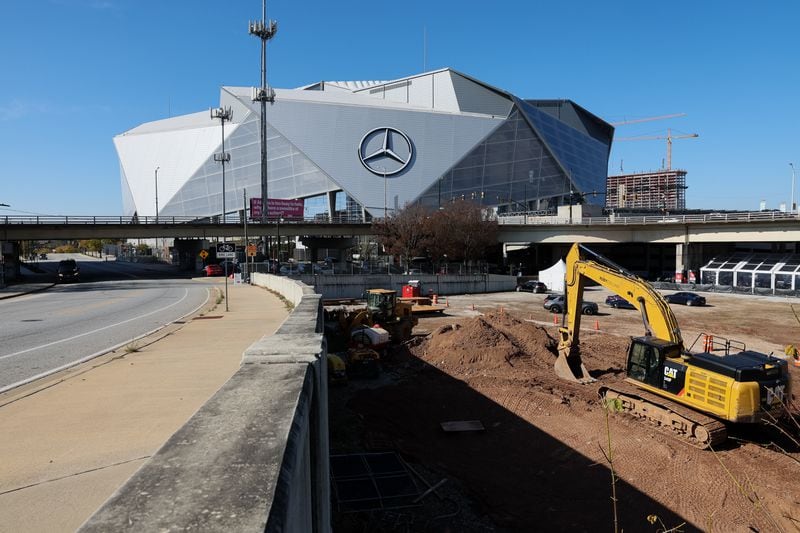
[
  {"left": 4, "top": 210, "right": 799, "bottom": 227},
  {"left": 497, "top": 210, "right": 800, "bottom": 226},
  {"left": 0, "top": 215, "right": 368, "bottom": 225}
]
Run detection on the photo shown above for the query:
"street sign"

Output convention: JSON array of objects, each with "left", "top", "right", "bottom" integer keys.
[
  {"left": 246, "top": 243, "right": 257, "bottom": 257},
  {"left": 199, "top": 249, "right": 209, "bottom": 259},
  {"left": 216, "top": 242, "right": 236, "bottom": 259}
]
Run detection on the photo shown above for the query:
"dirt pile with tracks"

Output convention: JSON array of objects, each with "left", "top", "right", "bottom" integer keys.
[{"left": 336, "top": 310, "right": 800, "bottom": 532}]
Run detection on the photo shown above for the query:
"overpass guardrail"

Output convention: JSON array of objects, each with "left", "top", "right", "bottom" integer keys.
[
  {"left": 496, "top": 210, "right": 800, "bottom": 225},
  {"left": 2, "top": 210, "right": 799, "bottom": 227},
  {"left": 0, "top": 215, "right": 367, "bottom": 225}
]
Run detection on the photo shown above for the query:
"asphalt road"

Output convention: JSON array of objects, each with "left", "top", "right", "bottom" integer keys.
[{"left": 0, "top": 255, "right": 211, "bottom": 390}]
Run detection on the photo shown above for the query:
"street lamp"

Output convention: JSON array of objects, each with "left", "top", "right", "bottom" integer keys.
[
  {"left": 790, "top": 163, "right": 796, "bottom": 213},
  {"left": 211, "top": 107, "right": 233, "bottom": 223},
  {"left": 154, "top": 167, "right": 160, "bottom": 223},
  {"left": 379, "top": 166, "right": 388, "bottom": 219}
]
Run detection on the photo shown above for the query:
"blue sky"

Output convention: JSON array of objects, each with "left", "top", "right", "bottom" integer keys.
[{"left": 2, "top": 0, "right": 798, "bottom": 215}]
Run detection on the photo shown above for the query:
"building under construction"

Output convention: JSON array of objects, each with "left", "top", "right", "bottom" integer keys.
[{"left": 606, "top": 169, "right": 687, "bottom": 211}]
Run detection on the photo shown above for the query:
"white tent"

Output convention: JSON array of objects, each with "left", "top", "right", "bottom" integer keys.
[{"left": 539, "top": 259, "right": 566, "bottom": 294}]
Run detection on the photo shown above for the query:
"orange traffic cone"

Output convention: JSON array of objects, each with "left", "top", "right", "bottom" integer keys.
[
  {"left": 553, "top": 314, "right": 558, "bottom": 325},
  {"left": 594, "top": 319, "right": 600, "bottom": 331}
]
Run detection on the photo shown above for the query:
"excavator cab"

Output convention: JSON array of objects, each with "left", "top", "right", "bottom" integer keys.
[{"left": 626, "top": 338, "right": 681, "bottom": 387}]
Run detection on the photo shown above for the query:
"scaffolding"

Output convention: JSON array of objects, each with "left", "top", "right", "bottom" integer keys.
[{"left": 606, "top": 170, "right": 687, "bottom": 210}]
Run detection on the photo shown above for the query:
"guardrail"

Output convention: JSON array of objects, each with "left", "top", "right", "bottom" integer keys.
[
  {"left": 3, "top": 210, "right": 798, "bottom": 227},
  {"left": 0, "top": 215, "right": 368, "bottom": 225},
  {"left": 496, "top": 210, "right": 800, "bottom": 226}
]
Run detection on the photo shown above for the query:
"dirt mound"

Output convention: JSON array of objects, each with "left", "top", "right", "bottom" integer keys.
[{"left": 414, "top": 312, "right": 556, "bottom": 371}]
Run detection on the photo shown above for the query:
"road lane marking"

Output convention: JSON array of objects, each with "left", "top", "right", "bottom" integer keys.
[{"left": 0, "top": 288, "right": 192, "bottom": 361}]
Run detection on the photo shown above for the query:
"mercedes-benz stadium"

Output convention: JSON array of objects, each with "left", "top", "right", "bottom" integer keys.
[{"left": 114, "top": 68, "right": 614, "bottom": 221}]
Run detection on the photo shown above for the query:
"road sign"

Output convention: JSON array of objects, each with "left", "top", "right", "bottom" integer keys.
[
  {"left": 199, "top": 249, "right": 209, "bottom": 259},
  {"left": 246, "top": 243, "right": 257, "bottom": 257},
  {"left": 216, "top": 242, "right": 236, "bottom": 259}
]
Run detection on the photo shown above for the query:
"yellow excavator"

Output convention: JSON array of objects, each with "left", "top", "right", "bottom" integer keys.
[{"left": 556, "top": 243, "right": 792, "bottom": 448}]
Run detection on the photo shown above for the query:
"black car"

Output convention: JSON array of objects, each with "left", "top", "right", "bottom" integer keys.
[
  {"left": 516, "top": 281, "right": 547, "bottom": 293},
  {"left": 605, "top": 295, "right": 636, "bottom": 309},
  {"left": 543, "top": 295, "right": 598, "bottom": 315},
  {"left": 665, "top": 292, "right": 706, "bottom": 306},
  {"left": 57, "top": 259, "right": 80, "bottom": 282}
]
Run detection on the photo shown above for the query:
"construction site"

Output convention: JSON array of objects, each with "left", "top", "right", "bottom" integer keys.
[{"left": 326, "top": 270, "right": 800, "bottom": 532}]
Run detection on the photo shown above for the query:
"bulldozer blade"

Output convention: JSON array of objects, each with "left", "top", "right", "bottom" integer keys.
[{"left": 554, "top": 351, "right": 596, "bottom": 384}]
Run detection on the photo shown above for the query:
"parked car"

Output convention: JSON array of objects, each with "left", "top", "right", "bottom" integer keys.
[
  {"left": 203, "top": 264, "right": 224, "bottom": 277},
  {"left": 665, "top": 291, "right": 706, "bottom": 306},
  {"left": 39, "top": 253, "right": 48, "bottom": 260},
  {"left": 57, "top": 259, "right": 80, "bottom": 282},
  {"left": 517, "top": 281, "right": 547, "bottom": 293},
  {"left": 605, "top": 295, "right": 636, "bottom": 309},
  {"left": 543, "top": 295, "right": 598, "bottom": 315}
]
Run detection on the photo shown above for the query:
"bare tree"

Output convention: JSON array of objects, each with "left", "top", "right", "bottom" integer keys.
[
  {"left": 430, "top": 200, "right": 498, "bottom": 267},
  {"left": 373, "top": 203, "right": 434, "bottom": 272},
  {"left": 373, "top": 200, "right": 498, "bottom": 273}
]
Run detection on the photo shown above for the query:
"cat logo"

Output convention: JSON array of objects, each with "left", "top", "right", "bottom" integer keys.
[
  {"left": 764, "top": 384, "right": 785, "bottom": 405},
  {"left": 664, "top": 367, "right": 678, "bottom": 379}
]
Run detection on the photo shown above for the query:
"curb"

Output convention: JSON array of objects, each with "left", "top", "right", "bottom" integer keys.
[{"left": 0, "top": 282, "right": 56, "bottom": 300}]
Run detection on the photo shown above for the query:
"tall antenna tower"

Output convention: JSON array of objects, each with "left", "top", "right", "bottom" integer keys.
[{"left": 249, "top": 1, "right": 277, "bottom": 224}]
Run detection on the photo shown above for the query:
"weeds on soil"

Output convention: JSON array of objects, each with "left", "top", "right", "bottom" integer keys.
[
  {"left": 709, "top": 446, "right": 784, "bottom": 532},
  {"left": 600, "top": 396, "right": 621, "bottom": 533},
  {"left": 124, "top": 340, "right": 141, "bottom": 353}
]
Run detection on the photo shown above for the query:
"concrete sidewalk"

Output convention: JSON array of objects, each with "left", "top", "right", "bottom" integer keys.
[{"left": 0, "top": 280, "right": 289, "bottom": 533}]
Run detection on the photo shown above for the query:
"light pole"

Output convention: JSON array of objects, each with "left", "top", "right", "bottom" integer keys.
[
  {"left": 249, "top": 1, "right": 278, "bottom": 266},
  {"left": 154, "top": 167, "right": 160, "bottom": 223},
  {"left": 154, "top": 166, "right": 160, "bottom": 260},
  {"left": 211, "top": 107, "right": 233, "bottom": 223},
  {"left": 0, "top": 203, "right": 7, "bottom": 287},
  {"left": 212, "top": 106, "right": 233, "bottom": 312},
  {"left": 379, "top": 166, "right": 388, "bottom": 219},
  {"left": 790, "top": 162, "right": 796, "bottom": 213}
]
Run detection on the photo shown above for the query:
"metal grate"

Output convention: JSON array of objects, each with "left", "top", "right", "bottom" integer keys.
[{"left": 330, "top": 452, "right": 422, "bottom": 513}]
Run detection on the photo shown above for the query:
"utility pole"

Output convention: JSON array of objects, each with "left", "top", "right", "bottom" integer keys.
[
  {"left": 249, "top": 1, "right": 277, "bottom": 232},
  {"left": 154, "top": 166, "right": 160, "bottom": 260},
  {"left": 212, "top": 106, "right": 233, "bottom": 312},
  {"left": 790, "top": 162, "right": 796, "bottom": 213},
  {"left": 154, "top": 167, "right": 160, "bottom": 223}
]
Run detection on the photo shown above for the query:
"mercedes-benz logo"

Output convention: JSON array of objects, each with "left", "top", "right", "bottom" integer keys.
[{"left": 358, "top": 127, "right": 414, "bottom": 176}]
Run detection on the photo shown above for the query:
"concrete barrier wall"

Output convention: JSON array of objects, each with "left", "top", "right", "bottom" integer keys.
[
  {"left": 291, "top": 273, "right": 517, "bottom": 299},
  {"left": 82, "top": 276, "right": 330, "bottom": 533}
]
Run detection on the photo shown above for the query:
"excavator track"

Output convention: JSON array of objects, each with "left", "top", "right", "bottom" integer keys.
[{"left": 599, "top": 382, "right": 727, "bottom": 450}]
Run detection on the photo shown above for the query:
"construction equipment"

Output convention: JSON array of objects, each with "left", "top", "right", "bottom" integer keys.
[
  {"left": 398, "top": 280, "right": 447, "bottom": 314},
  {"left": 616, "top": 128, "right": 698, "bottom": 170},
  {"left": 324, "top": 289, "right": 417, "bottom": 351},
  {"left": 556, "top": 243, "right": 792, "bottom": 448}
]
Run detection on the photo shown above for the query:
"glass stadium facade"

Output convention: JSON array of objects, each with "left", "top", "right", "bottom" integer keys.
[{"left": 114, "top": 69, "right": 613, "bottom": 222}]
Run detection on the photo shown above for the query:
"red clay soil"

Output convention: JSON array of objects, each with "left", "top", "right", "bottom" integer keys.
[{"left": 344, "top": 311, "right": 800, "bottom": 532}]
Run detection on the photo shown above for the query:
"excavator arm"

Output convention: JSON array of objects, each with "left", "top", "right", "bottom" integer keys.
[{"left": 555, "top": 243, "right": 683, "bottom": 383}]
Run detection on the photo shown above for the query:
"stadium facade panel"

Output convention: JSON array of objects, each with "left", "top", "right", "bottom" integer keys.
[{"left": 114, "top": 68, "right": 613, "bottom": 221}]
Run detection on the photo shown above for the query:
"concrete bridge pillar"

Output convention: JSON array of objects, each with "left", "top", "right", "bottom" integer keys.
[{"left": 675, "top": 243, "right": 703, "bottom": 282}]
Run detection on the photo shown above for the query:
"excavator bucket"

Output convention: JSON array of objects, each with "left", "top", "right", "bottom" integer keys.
[{"left": 554, "top": 348, "right": 596, "bottom": 384}]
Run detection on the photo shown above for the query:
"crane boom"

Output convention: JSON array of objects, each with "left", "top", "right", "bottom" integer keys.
[
  {"left": 610, "top": 112, "right": 686, "bottom": 126},
  {"left": 615, "top": 128, "right": 699, "bottom": 170}
]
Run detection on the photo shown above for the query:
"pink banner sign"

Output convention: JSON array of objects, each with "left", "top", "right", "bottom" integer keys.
[{"left": 250, "top": 198, "right": 305, "bottom": 220}]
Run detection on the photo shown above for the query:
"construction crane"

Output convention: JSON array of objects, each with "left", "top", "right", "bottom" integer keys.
[
  {"left": 615, "top": 128, "right": 699, "bottom": 170},
  {"left": 610, "top": 113, "right": 686, "bottom": 127}
]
